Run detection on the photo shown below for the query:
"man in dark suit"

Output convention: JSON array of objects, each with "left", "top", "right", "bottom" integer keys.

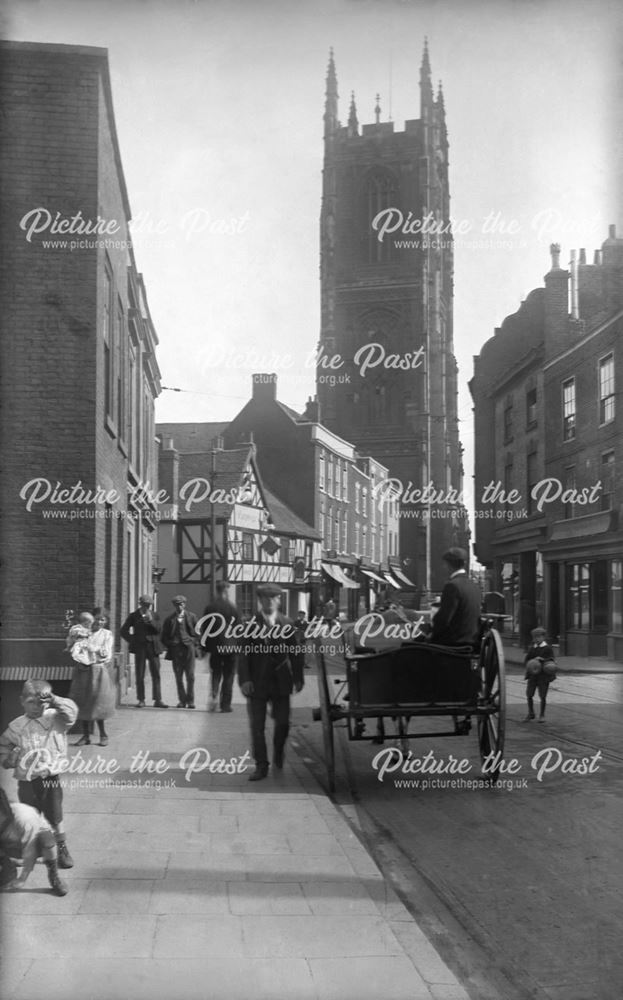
[
  {"left": 202, "top": 581, "right": 242, "bottom": 713},
  {"left": 120, "top": 595, "right": 168, "bottom": 708},
  {"left": 238, "top": 584, "right": 305, "bottom": 782},
  {"left": 161, "top": 595, "right": 199, "bottom": 709},
  {"left": 430, "top": 548, "right": 482, "bottom": 648}
]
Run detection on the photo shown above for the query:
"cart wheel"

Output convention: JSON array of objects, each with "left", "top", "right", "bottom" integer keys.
[
  {"left": 316, "top": 648, "right": 336, "bottom": 793},
  {"left": 477, "top": 628, "right": 506, "bottom": 780}
]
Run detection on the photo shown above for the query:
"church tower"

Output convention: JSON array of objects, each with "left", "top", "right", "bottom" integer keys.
[{"left": 318, "top": 43, "right": 468, "bottom": 594}]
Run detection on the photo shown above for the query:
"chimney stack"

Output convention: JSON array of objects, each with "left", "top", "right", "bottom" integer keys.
[{"left": 252, "top": 373, "right": 278, "bottom": 402}]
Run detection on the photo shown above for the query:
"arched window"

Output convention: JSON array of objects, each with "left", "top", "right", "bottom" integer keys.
[{"left": 363, "top": 169, "right": 396, "bottom": 264}]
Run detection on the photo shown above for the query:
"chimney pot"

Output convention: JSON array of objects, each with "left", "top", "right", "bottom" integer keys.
[
  {"left": 593, "top": 249, "right": 601, "bottom": 265},
  {"left": 608, "top": 224, "right": 616, "bottom": 239},
  {"left": 579, "top": 248, "right": 586, "bottom": 265},
  {"left": 550, "top": 243, "right": 561, "bottom": 269}
]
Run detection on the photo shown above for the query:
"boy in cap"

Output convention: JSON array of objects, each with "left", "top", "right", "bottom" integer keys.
[
  {"left": 0, "top": 679, "right": 77, "bottom": 869},
  {"left": 161, "top": 596, "right": 199, "bottom": 709},
  {"left": 523, "top": 627, "right": 557, "bottom": 722},
  {"left": 121, "top": 596, "right": 168, "bottom": 708},
  {"left": 238, "top": 583, "right": 305, "bottom": 781}
]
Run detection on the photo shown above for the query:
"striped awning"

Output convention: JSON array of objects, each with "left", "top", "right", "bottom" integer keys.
[
  {"left": 393, "top": 567, "right": 416, "bottom": 587},
  {"left": 383, "top": 572, "right": 402, "bottom": 589},
  {"left": 321, "top": 562, "right": 360, "bottom": 589},
  {"left": 361, "top": 569, "right": 386, "bottom": 584}
]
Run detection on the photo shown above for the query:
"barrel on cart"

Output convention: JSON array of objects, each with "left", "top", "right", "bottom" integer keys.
[{"left": 313, "top": 622, "right": 505, "bottom": 793}]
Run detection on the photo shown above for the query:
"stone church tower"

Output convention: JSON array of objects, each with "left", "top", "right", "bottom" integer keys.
[{"left": 317, "top": 43, "right": 469, "bottom": 594}]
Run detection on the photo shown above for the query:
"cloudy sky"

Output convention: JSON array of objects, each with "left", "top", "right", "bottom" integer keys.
[{"left": 4, "top": 0, "right": 621, "bottom": 518}]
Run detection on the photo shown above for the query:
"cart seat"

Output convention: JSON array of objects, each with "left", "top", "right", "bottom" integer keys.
[{"left": 346, "top": 642, "right": 478, "bottom": 708}]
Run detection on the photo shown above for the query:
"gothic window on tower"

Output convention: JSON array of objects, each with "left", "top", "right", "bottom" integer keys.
[{"left": 363, "top": 169, "right": 396, "bottom": 264}]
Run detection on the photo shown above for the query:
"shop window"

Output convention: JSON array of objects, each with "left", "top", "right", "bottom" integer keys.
[{"left": 567, "top": 563, "right": 590, "bottom": 629}]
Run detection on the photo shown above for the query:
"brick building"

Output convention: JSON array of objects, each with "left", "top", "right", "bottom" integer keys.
[
  {"left": 0, "top": 41, "right": 161, "bottom": 714},
  {"left": 470, "top": 230, "right": 623, "bottom": 661},
  {"left": 317, "top": 45, "right": 469, "bottom": 593}
]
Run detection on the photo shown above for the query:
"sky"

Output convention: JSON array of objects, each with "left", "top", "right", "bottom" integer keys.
[{"left": 3, "top": 0, "right": 621, "bottom": 524}]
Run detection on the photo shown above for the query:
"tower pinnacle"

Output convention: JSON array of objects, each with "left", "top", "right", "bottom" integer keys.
[
  {"left": 420, "top": 37, "right": 434, "bottom": 115},
  {"left": 324, "top": 48, "right": 338, "bottom": 137},
  {"left": 347, "top": 91, "right": 359, "bottom": 136}
]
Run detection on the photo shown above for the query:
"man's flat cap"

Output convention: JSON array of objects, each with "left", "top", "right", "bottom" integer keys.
[
  {"left": 442, "top": 547, "right": 467, "bottom": 564},
  {"left": 138, "top": 595, "right": 152, "bottom": 604},
  {"left": 257, "top": 584, "right": 282, "bottom": 597},
  {"left": 172, "top": 594, "right": 187, "bottom": 603}
]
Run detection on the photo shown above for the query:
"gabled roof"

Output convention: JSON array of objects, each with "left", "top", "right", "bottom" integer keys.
[
  {"left": 263, "top": 488, "right": 321, "bottom": 541},
  {"left": 177, "top": 446, "right": 256, "bottom": 520},
  {"left": 157, "top": 422, "right": 229, "bottom": 453}
]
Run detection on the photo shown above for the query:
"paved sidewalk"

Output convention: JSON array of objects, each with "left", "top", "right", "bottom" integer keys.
[
  {"left": 501, "top": 642, "right": 623, "bottom": 674},
  {"left": 1, "top": 660, "right": 470, "bottom": 1000}
]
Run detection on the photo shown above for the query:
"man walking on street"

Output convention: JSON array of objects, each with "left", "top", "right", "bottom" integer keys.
[
  {"left": 120, "top": 596, "right": 168, "bottom": 708},
  {"left": 201, "top": 581, "right": 241, "bottom": 713},
  {"left": 238, "top": 583, "right": 305, "bottom": 782},
  {"left": 161, "top": 596, "right": 199, "bottom": 709}
]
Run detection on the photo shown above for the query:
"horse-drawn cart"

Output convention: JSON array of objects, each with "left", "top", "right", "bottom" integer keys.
[{"left": 313, "top": 622, "right": 506, "bottom": 793}]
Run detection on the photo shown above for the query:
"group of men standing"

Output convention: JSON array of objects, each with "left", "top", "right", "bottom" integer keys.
[{"left": 120, "top": 582, "right": 304, "bottom": 782}]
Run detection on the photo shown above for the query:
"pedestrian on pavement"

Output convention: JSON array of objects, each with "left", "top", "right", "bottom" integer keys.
[
  {"left": 121, "top": 596, "right": 168, "bottom": 708},
  {"left": 322, "top": 597, "right": 337, "bottom": 623},
  {"left": 202, "top": 581, "right": 241, "bottom": 713},
  {"left": 238, "top": 583, "right": 305, "bottom": 782},
  {"left": 69, "top": 607, "right": 115, "bottom": 746},
  {"left": 161, "top": 595, "right": 199, "bottom": 709},
  {"left": 0, "top": 789, "right": 68, "bottom": 896},
  {"left": 429, "top": 548, "right": 482, "bottom": 648},
  {"left": 523, "top": 626, "right": 557, "bottom": 722},
  {"left": 0, "top": 680, "right": 77, "bottom": 870}
]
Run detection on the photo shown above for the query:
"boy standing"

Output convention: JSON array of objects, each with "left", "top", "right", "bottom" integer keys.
[
  {"left": 0, "top": 679, "right": 77, "bottom": 867},
  {"left": 524, "top": 626, "right": 557, "bottom": 722}
]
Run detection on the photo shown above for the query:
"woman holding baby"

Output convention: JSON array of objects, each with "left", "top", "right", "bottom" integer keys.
[{"left": 66, "top": 608, "right": 116, "bottom": 746}]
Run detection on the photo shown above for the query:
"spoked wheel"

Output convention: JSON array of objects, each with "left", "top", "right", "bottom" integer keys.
[
  {"left": 477, "top": 628, "right": 506, "bottom": 780},
  {"left": 316, "top": 647, "right": 336, "bottom": 793}
]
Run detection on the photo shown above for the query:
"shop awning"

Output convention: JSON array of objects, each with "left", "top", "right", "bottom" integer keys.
[
  {"left": 334, "top": 565, "right": 360, "bottom": 589},
  {"left": 361, "top": 568, "right": 387, "bottom": 584},
  {"left": 383, "top": 572, "right": 402, "bottom": 589},
  {"left": 321, "top": 562, "right": 342, "bottom": 583},
  {"left": 392, "top": 566, "right": 416, "bottom": 587},
  {"left": 321, "top": 562, "right": 360, "bottom": 589}
]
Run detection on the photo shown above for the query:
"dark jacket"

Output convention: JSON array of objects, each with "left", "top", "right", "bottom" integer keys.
[
  {"left": 237, "top": 613, "right": 305, "bottom": 699},
  {"left": 430, "top": 572, "right": 482, "bottom": 648},
  {"left": 161, "top": 610, "right": 199, "bottom": 651},
  {"left": 201, "top": 597, "right": 242, "bottom": 656},
  {"left": 120, "top": 609, "right": 163, "bottom": 656}
]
